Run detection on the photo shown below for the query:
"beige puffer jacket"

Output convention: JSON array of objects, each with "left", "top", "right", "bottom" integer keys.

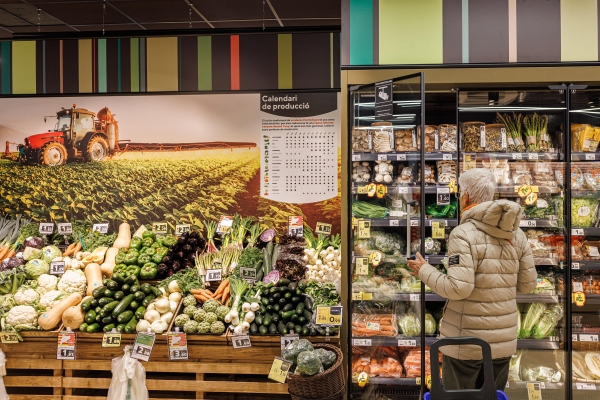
[{"left": 418, "top": 200, "right": 537, "bottom": 360}]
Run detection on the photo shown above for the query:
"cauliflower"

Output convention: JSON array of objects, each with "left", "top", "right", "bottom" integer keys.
[
  {"left": 183, "top": 320, "right": 199, "bottom": 334},
  {"left": 37, "top": 274, "right": 58, "bottom": 293},
  {"left": 197, "top": 321, "right": 210, "bottom": 334},
  {"left": 215, "top": 305, "right": 230, "bottom": 321},
  {"left": 193, "top": 308, "right": 206, "bottom": 322},
  {"left": 14, "top": 289, "right": 39, "bottom": 306},
  {"left": 202, "top": 299, "right": 219, "bottom": 313},
  {"left": 6, "top": 305, "right": 38, "bottom": 327},
  {"left": 210, "top": 321, "right": 225, "bottom": 334},
  {"left": 183, "top": 305, "right": 197, "bottom": 317},
  {"left": 174, "top": 314, "right": 190, "bottom": 327},
  {"left": 40, "top": 290, "right": 66, "bottom": 310},
  {"left": 204, "top": 312, "right": 217, "bottom": 324},
  {"left": 57, "top": 270, "right": 86, "bottom": 294},
  {"left": 182, "top": 295, "right": 197, "bottom": 307}
]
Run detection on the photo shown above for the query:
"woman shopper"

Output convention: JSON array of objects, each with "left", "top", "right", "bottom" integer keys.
[{"left": 407, "top": 168, "right": 537, "bottom": 391}]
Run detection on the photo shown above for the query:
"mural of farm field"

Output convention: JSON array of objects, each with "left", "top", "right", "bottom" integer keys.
[{"left": 0, "top": 93, "right": 340, "bottom": 235}]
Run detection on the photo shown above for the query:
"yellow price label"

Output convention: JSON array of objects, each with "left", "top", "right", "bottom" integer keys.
[
  {"left": 0, "top": 332, "right": 18, "bottom": 344},
  {"left": 102, "top": 333, "right": 122, "bottom": 348},
  {"left": 362, "top": 292, "right": 373, "bottom": 300},
  {"left": 357, "top": 186, "right": 367, "bottom": 194},
  {"left": 369, "top": 251, "right": 382, "bottom": 266},
  {"left": 448, "top": 179, "right": 458, "bottom": 193},
  {"left": 355, "top": 257, "right": 369, "bottom": 275},
  {"left": 527, "top": 382, "right": 542, "bottom": 400},
  {"left": 426, "top": 375, "right": 432, "bottom": 389},
  {"left": 531, "top": 186, "right": 539, "bottom": 193},
  {"left": 352, "top": 217, "right": 357, "bottom": 229},
  {"left": 516, "top": 184, "right": 533, "bottom": 198},
  {"left": 352, "top": 292, "right": 363, "bottom": 301},
  {"left": 357, "top": 220, "right": 371, "bottom": 239},
  {"left": 315, "top": 222, "right": 332, "bottom": 236},
  {"left": 268, "top": 357, "right": 293, "bottom": 383},
  {"left": 463, "top": 154, "right": 476, "bottom": 170},
  {"left": 415, "top": 377, "right": 421, "bottom": 385},
  {"left": 375, "top": 184, "right": 387, "bottom": 199},
  {"left": 316, "top": 306, "right": 343, "bottom": 326},
  {"left": 574, "top": 292, "right": 586, "bottom": 307},
  {"left": 524, "top": 192, "right": 538, "bottom": 206},
  {"left": 432, "top": 221, "right": 445, "bottom": 239},
  {"left": 357, "top": 371, "right": 369, "bottom": 387},
  {"left": 366, "top": 183, "right": 377, "bottom": 198}
]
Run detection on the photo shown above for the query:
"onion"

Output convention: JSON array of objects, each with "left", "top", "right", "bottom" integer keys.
[
  {"left": 168, "top": 292, "right": 182, "bottom": 303},
  {"left": 168, "top": 281, "right": 181, "bottom": 293}
]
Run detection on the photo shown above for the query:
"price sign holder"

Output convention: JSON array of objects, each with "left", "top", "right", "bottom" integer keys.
[
  {"left": 352, "top": 292, "right": 363, "bottom": 301},
  {"left": 572, "top": 228, "right": 585, "bottom": 236},
  {"left": 232, "top": 333, "right": 252, "bottom": 349},
  {"left": 57, "top": 223, "right": 72, "bottom": 245},
  {"left": 268, "top": 357, "right": 293, "bottom": 383},
  {"left": 463, "top": 154, "right": 476, "bottom": 170},
  {"left": 398, "top": 339, "right": 417, "bottom": 347},
  {"left": 315, "top": 222, "right": 332, "bottom": 236},
  {"left": 362, "top": 292, "right": 373, "bottom": 300},
  {"left": 288, "top": 216, "right": 303, "bottom": 237},
  {"left": 49, "top": 261, "right": 65, "bottom": 275},
  {"left": 92, "top": 223, "right": 109, "bottom": 234},
  {"left": 357, "top": 220, "right": 371, "bottom": 239},
  {"left": 152, "top": 222, "right": 168, "bottom": 235},
  {"left": 39, "top": 222, "right": 54, "bottom": 236},
  {"left": 432, "top": 221, "right": 445, "bottom": 239},
  {"left": 280, "top": 333, "right": 299, "bottom": 352},
  {"left": 168, "top": 332, "right": 188, "bottom": 360},
  {"left": 102, "top": 332, "right": 122, "bottom": 348},
  {"left": 527, "top": 382, "right": 542, "bottom": 400},
  {"left": 353, "top": 338, "right": 372, "bottom": 346},
  {"left": 0, "top": 332, "right": 18, "bottom": 344},
  {"left": 57, "top": 330, "right": 76, "bottom": 360},
  {"left": 316, "top": 306, "right": 343, "bottom": 326},
  {"left": 240, "top": 267, "right": 257, "bottom": 283},
  {"left": 436, "top": 187, "right": 450, "bottom": 205},
  {"left": 175, "top": 224, "right": 191, "bottom": 236},
  {"left": 574, "top": 292, "right": 586, "bottom": 307},
  {"left": 132, "top": 332, "right": 155, "bottom": 362},
  {"left": 205, "top": 268, "right": 222, "bottom": 282},
  {"left": 355, "top": 257, "right": 369, "bottom": 275}
]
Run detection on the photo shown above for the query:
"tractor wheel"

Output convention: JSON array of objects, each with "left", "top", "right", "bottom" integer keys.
[
  {"left": 39, "top": 142, "right": 67, "bottom": 166},
  {"left": 85, "top": 135, "right": 109, "bottom": 162}
]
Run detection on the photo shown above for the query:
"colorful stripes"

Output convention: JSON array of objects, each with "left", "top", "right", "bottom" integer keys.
[
  {"left": 343, "top": 0, "right": 600, "bottom": 65},
  {"left": 278, "top": 34, "right": 292, "bottom": 89},
  {"left": 146, "top": 37, "right": 178, "bottom": 92},
  {"left": 12, "top": 41, "right": 35, "bottom": 94}
]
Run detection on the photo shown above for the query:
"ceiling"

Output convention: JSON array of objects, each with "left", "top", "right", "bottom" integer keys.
[{"left": 0, "top": 0, "right": 341, "bottom": 38}]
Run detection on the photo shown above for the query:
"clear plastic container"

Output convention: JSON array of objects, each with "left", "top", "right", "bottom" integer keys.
[{"left": 462, "top": 121, "right": 485, "bottom": 152}]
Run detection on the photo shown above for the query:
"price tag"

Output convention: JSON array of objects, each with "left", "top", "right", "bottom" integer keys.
[
  {"left": 268, "top": 357, "right": 293, "bottom": 383},
  {"left": 389, "top": 219, "right": 399, "bottom": 227},
  {"left": 432, "top": 221, "right": 445, "bottom": 239},
  {"left": 463, "top": 154, "right": 476, "bottom": 170},
  {"left": 92, "top": 223, "right": 109, "bottom": 234},
  {"left": 410, "top": 219, "right": 419, "bottom": 227},
  {"left": 355, "top": 257, "right": 369, "bottom": 275},
  {"left": 353, "top": 338, "right": 372, "bottom": 346},
  {"left": 580, "top": 334, "right": 599, "bottom": 342},
  {"left": 131, "top": 332, "right": 155, "bottom": 362},
  {"left": 519, "top": 220, "right": 537, "bottom": 228},
  {"left": 572, "top": 262, "right": 580, "bottom": 270},
  {"left": 366, "top": 322, "right": 380, "bottom": 330},
  {"left": 49, "top": 261, "right": 65, "bottom": 275},
  {"left": 217, "top": 216, "right": 234, "bottom": 234},
  {"left": 574, "top": 292, "right": 586, "bottom": 306},
  {"left": 573, "top": 334, "right": 579, "bottom": 342},
  {"left": 57, "top": 223, "right": 72, "bottom": 235},
  {"left": 280, "top": 334, "right": 299, "bottom": 351},
  {"left": 152, "top": 222, "right": 168, "bottom": 235},
  {"left": 57, "top": 331, "right": 76, "bottom": 360},
  {"left": 396, "top": 154, "right": 407, "bottom": 161},
  {"left": 288, "top": 215, "right": 303, "bottom": 237},
  {"left": 409, "top": 294, "right": 420, "bottom": 301},
  {"left": 316, "top": 306, "right": 343, "bottom": 326},
  {"left": 574, "top": 282, "right": 584, "bottom": 292},
  {"left": 572, "top": 228, "right": 585, "bottom": 236},
  {"left": 398, "top": 339, "right": 417, "bottom": 347},
  {"left": 205, "top": 268, "right": 222, "bottom": 282},
  {"left": 528, "top": 153, "right": 539, "bottom": 160},
  {"left": 378, "top": 154, "right": 387, "bottom": 161},
  {"left": 524, "top": 192, "right": 538, "bottom": 206},
  {"left": 0, "top": 332, "right": 18, "bottom": 344},
  {"left": 586, "top": 154, "right": 596, "bottom": 161},
  {"left": 527, "top": 382, "right": 542, "bottom": 400},
  {"left": 240, "top": 267, "right": 257, "bottom": 283},
  {"left": 437, "top": 187, "right": 450, "bottom": 205},
  {"left": 175, "top": 224, "right": 191, "bottom": 236},
  {"left": 576, "top": 383, "right": 597, "bottom": 390},
  {"left": 362, "top": 292, "right": 373, "bottom": 300},
  {"left": 352, "top": 292, "right": 363, "bottom": 301},
  {"left": 448, "top": 178, "right": 458, "bottom": 193},
  {"left": 39, "top": 222, "right": 54, "bottom": 235},
  {"left": 416, "top": 377, "right": 421, "bottom": 385},
  {"left": 232, "top": 334, "right": 251, "bottom": 349},
  {"left": 357, "top": 186, "right": 368, "bottom": 194},
  {"left": 102, "top": 332, "right": 122, "bottom": 348},
  {"left": 442, "top": 153, "right": 453, "bottom": 160},
  {"left": 168, "top": 332, "right": 188, "bottom": 360},
  {"left": 512, "top": 153, "right": 522, "bottom": 160},
  {"left": 590, "top": 246, "right": 600, "bottom": 257},
  {"left": 357, "top": 220, "right": 371, "bottom": 239},
  {"left": 315, "top": 222, "right": 332, "bottom": 236},
  {"left": 352, "top": 154, "right": 361, "bottom": 161}
]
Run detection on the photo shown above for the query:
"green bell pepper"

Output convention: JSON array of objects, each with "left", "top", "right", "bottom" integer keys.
[
  {"left": 115, "top": 253, "right": 127, "bottom": 265},
  {"left": 155, "top": 246, "right": 169, "bottom": 256},
  {"left": 123, "top": 250, "right": 139, "bottom": 266},
  {"left": 142, "top": 231, "right": 155, "bottom": 240},
  {"left": 162, "top": 235, "right": 178, "bottom": 247},
  {"left": 137, "top": 253, "right": 152, "bottom": 266},
  {"left": 145, "top": 247, "right": 156, "bottom": 256},
  {"left": 142, "top": 237, "right": 154, "bottom": 247},
  {"left": 113, "top": 264, "right": 141, "bottom": 281},
  {"left": 140, "top": 262, "right": 157, "bottom": 279},
  {"left": 129, "top": 237, "right": 143, "bottom": 251},
  {"left": 151, "top": 252, "right": 164, "bottom": 264},
  {"left": 118, "top": 247, "right": 128, "bottom": 254}
]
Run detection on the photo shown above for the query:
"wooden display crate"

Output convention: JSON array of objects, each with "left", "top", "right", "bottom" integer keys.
[{"left": 3, "top": 358, "right": 62, "bottom": 400}]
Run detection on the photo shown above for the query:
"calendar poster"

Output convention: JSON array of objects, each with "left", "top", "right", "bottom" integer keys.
[{"left": 260, "top": 92, "right": 339, "bottom": 204}]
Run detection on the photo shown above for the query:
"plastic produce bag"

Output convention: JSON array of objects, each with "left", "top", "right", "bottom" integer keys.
[
  {"left": 508, "top": 350, "right": 523, "bottom": 381},
  {"left": 296, "top": 350, "right": 324, "bottom": 376},
  {"left": 314, "top": 348, "right": 337, "bottom": 370},
  {"left": 532, "top": 303, "right": 563, "bottom": 339},
  {"left": 282, "top": 339, "right": 314, "bottom": 366},
  {"left": 107, "top": 346, "right": 149, "bottom": 400},
  {"left": 0, "top": 350, "right": 8, "bottom": 400}
]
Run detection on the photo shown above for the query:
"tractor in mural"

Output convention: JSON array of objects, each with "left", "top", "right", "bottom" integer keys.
[{"left": 16, "top": 104, "right": 119, "bottom": 166}]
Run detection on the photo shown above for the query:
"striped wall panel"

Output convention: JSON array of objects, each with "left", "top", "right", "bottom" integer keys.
[
  {"left": 342, "top": 0, "right": 600, "bottom": 66},
  {"left": 0, "top": 32, "right": 339, "bottom": 95}
]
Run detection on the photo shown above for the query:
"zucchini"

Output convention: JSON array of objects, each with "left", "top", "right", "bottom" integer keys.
[
  {"left": 86, "top": 323, "right": 101, "bottom": 333},
  {"left": 78, "top": 322, "right": 89, "bottom": 332},
  {"left": 117, "top": 310, "right": 134, "bottom": 324},
  {"left": 124, "top": 275, "right": 138, "bottom": 285},
  {"left": 121, "top": 284, "right": 130, "bottom": 293},
  {"left": 271, "top": 313, "right": 280, "bottom": 324},
  {"left": 273, "top": 293, "right": 281, "bottom": 301},
  {"left": 129, "top": 300, "right": 140, "bottom": 310},
  {"left": 124, "top": 316, "right": 138, "bottom": 334},
  {"left": 278, "top": 278, "right": 290, "bottom": 287},
  {"left": 101, "top": 301, "right": 120, "bottom": 317},
  {"left": 291, "top": 314, "right": 299, "bottom": 323},
  {"left": 111, "top": 294, "right": 135, "bottom": 318},
  {"left": 98, "top": 297, "right": 114, "bottom": 307},
  {"left": 259, "top": 305, "right": 266, "bottom": 314},
  {"left": 103, "top": 289, "right": 116, "bottom": 298},
  {"left": 294, "top": 325, "right": 302, "bottom": 334},
  {"left": 291, "top": 296, "right": 301, "bottom": 305},
  {"left": 80, "top": 297, "right": 94, "bottom": 312},
  {"left": 133, "top": 291, "right": 146, "bottom": 302},
  {"left": 304, "top": 297, "right": 313, "bottom": 311},
  {"left": 263, "top": 313, "right": 272, "bottom": 327},
  {"left": 279, "top": 286, "right": 289, "bottom": 294},
  {"left": 268, "top": 323, "right": 278, "bottom": 334},
  {"left": 84, "top": 310, "right": 97, "bottom": 324},
  {"left": 266, "top": 305, "right": 273, "bottom": 312},
  {"left": 141, "top": 294, "right": 155, "bottom": 307},
  {"left": 297, "top": 281, "right": 306, "bottom": 292},
  {"left": 113, "top": 291, "right": 125, "bottom": 301},
  {"left": 116, "top": 323, "right": 126, "bottom": 333},
  {"left": 278, "top": 298, "right": 287, "bottom": 306},
  {"left": 269, "top": 287, "right": 278, "bottom": 295},
  {"left": 259, "top": 325, "right": 268, "bottom": 335},
  {"left": 103, "top": 323, "right": 116, "bottom": 333},
  {"left": 298, "top": 316, "right": 307, "bottom": 325},
  {"left": 301, "top": 326, "right": 309, "bottom": 336},
  {"left": 102, "top": 315, "right": 114, "bottom": 325},
  {"left": 94, "top": 306, "right": 102, "bottom": 314},
  {"left": 150, "top": 286, "right": 163, "bottom": 297},
  {"left": 140, "top": 283, "right": 152, "bottom": 294},
  {"left": 282, "top": 303, "right": 293, "bottom": 312},
  {"left": 103, "top": 278, "right": 110, "bottom": 286},
  {"left": 90, "top": 298, "right": 99, "bottom": 308},
  {"left": 250, "top": 322, "right": 258, "bottom": 334},
  {"left": 95, "top": 314, "right": 102, "bottom": 323},
  {"left": 273, "top": 304, "right": 281, "bottom": 312},
  {"left": 286, "top": 322, "right": 296, "bottom": 331},
  {"left": 135, "top": 306, "right": 146, "bottom": 320},
  {"left": 130, "top": 285, "right": 140, "bottom": 294},
  {"left": 278, "top": 322, "right": 288, "bottom": 335},
  {"left": 92, "top": 286, "right": 106, "bottom": 298},
  {"left": 255, "top": 314, "right": 263, "bottom": 326},
  {"left": 296, "top": 303, "right": 305, "bottom": 315},
  {"left": 303, "top": 310, "right": 313, "bottom": 321},
  {"left": 106, "top": 280, "right": 119, "bottom": 291},
  {"left": 288, "top": 282, "right": 298, "bottom": 291},
  {"left": 261, "top": 297, "right": 270, "bottom": 306},
  {"left": 282, "top": 310, "right": 295, "bottom": 321}
]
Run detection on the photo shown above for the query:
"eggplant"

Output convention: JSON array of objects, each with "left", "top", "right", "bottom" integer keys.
[
  {"left": 182, "top": 244, "right": 192, "bottom": 253},
  {"left": 162, "top": 256, "right": 172, "bottom": 264},
  {"left": 176, "top": 251, "right": 185, "bottom": 260},
  {"left": 190, "top": 231, "right": 200, "bottom": 239},
  {"left": 167, "top": 249, "right": 175, "bottom": 257},
  {"left": 167, "top": 270, "right": 174, "bottom": 277},
  {"left": 182, "top": 231, "right": 190, "bottom": 240},
  {"left": 183, "top": 260, "right": 193, "bottom": 269},
  {"left": 157, "top": 263, "right": 168, "bottom": 273},
  {"left": 187, "top": 238, "right": 198, "bottom": 247},
  {"left": 172, "top": 260, "right": 181, "bottom": 271},
  {"left": 177, "top": 236, "right": 186, "bottom": 245},
  {"left": 187, "top": 253, "right": 196, "bottom": 262}
]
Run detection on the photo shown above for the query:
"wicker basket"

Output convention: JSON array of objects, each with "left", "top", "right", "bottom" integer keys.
[{"left": 287, "top": 343, "right": 346, "bottom": 400}]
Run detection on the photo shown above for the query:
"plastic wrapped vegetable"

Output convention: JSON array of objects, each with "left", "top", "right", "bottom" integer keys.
[
  {"left": 508, "top": 350, "right": 523, "bottom": 381},
  {"left": 296, "top": 350, "right": 323, "bottom": 376},
  {"left": 425, "top": 313, "right": 437, "bottom": 335},
  {"left": 532, "top": 303, "right": 563, "bottom": 339},
  {"left": 313, "top": 348, "right": 337, "bottom": 370},
  {"left": 370, "top": 231, "right": 406, "bottom": 255},
  {"left": 397, "top": 313, "right": 420, "bottom": 337},
  {"left": 572, "top": 197, "right": 599, "bottom": 228},
  {"left": 521, "top": 365, "right": 561, "bottom": 383},
  {"left": 519, "top": 302, "right": 546, "bottom": 339},
  {"left": 282, "top": 339, "right": 314, "bottom": 366},
  {"left": 410, "top": 238, "right": 442, "bottom": 255}
]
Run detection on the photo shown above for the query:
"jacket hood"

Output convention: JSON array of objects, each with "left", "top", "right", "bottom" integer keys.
[{"left": 460, "top": 200, "right": 523, "bottom": 240}]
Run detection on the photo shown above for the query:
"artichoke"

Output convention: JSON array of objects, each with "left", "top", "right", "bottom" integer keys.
[
  {"left": 183, "top": 305, "right": 197, "bottom": 317},
  {"left": 193, "top": 308, "right": 206, "bottom": 322},
  {"left": 215, "top": 305, "right": 230, "bottom": 321},
  {"left": 182, "top": 294, "right": 196, "bottom": 307},
  {"left": 203, "top": 299, "right": 219, "bottom": 313},
  {"left": 210, "top": 321, "right": 225, "bottom": 334},
  {"left": 174, "top": 314, "right": 190, "bottom": 327},
  {"left": 183, "top": 320, "right": 198, "bottom": 334},
  {"left": 204, "top": 312, "right": 217, "bottom": 324},
  {"left": 197, "top": 321, "right": 211, "bottom": 334}
]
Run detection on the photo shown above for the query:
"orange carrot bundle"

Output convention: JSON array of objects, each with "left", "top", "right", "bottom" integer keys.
[{"left": 62, "top": 243, "right": 76, "bottom": 256}]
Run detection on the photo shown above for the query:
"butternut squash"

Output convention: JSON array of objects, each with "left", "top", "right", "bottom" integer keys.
[
  {"left": 62, "top": 296, "right": 89, "bottom": 330},
  {"left": 113, "top": 222, "right": 131, "bottom": 249},
  {"left": 100, "top": 247, "right": 119, "bottom": 278},
  {"left": 85, "top": 263, "right": 103, "bottom": 296},
  {"left": 38, "top": 292, "right": 82, "bottom": 330}
]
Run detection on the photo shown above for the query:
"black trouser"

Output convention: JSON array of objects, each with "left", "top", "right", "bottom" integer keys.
[{"left": 442, "top": 354, "right": 511, "bottom": 391}]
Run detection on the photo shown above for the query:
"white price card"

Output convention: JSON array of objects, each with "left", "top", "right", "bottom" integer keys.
[
  {"left": 586, "top": 154, "right": 596, "bottom": 161},
  {"left": 353, "top": 338, "right": 372, "bottom": 346},
  {"left": 572, "top": 228, "right": 585, "bottom": 236},
  {"left": 57, "top": 331, "right": 76, "bottom": 360},
  {"left": 205, "top": 269, "right": 222, "bottom": 282},
  {"left": 410, "top": 219, "right": 419, "bottom": 226},
  {"left": 574, "top": 282, "right": 584, "bottom": 292},
  {"left": 573, "top": 334, "right": 579, "bottom": 342},
  {"left": 442, "top": 153, "right": 453, "bottom": 160},
  {"left": 389, "top": 219, "right": 399, "bottom": 227},
  {"left": 280, "top": 334, "right": 299, "bottom": 352},
  {"left": 398, "top": 339, "right": 417, "bottom": 347},
  {"left": 49, "top": 261, "right": 65, "bottom": 275},
  {"left": 39, "top": 222, "right": 54, "bottom": 235},
  {"left": 528, "top": 153, "right": 539, "bottom": 160},
  {"left": 398, "top": 187, "right": 409, "bottom": 194},
  {"left": 131, "top": 332, "right": 155, "bottom": 362},
  {"left": 352, "top": 154, "right": 361, "bottom": 161},
  {"left": 92, "top": 223, "right": 109, "bottom": 234},
  {"left": 240, "top": 267, "right": 257, "bottom": 283},
  {"left": 409, "top": 294, "right": 420, "bottom": 301},
  {"left": 378, "top": 154, "right": 387, "bottom": 161},
  {"left": 576, "top": 383, "right": 597, "bottom": 390},
  {"left": 512, "top": 153, "right": 522, "bottom": 160},
  {"left": 396, "top": 154, "right": 407, "bottom": 161},
  {"left": 436, "top": 187, "right": 450, "bottom": 206},
  {"left": 580, "top": 334, "right": 599, "bottom": 342},
  {"left": 175, "top": 224, "right": 191, "bottom": 236},
  {"left": 519, "top": 220, "right": 537, "bottom": 228},
  {"left": 590, "top": 246, "right": 600, "bottom": 257},
  {"left": 152, "top": 222, "right": 168, "bottom": 234},
  {"left": 232, "top": 334, "right": 251, "bottom": 349},
  {"left": 572, "top": 263, "right": 580, "bottom": 270},
  {"left": 168, "top": 332, "right": 188, "bottom": 360},
  {"left": 57, "top": 223, "right": 72, "bottom": 235}
]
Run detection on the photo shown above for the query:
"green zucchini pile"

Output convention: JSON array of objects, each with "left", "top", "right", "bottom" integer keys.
[
  {"left": 251, "top": 279, "right": 338, "bottom": 336},
  {"left": 79, "top": 275, "right": 162, "bottom": 334}
]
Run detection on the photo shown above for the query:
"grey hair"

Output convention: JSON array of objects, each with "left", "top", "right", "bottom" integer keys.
[{"left": 459, "top": 168, "right": 496, "bottom": 204}]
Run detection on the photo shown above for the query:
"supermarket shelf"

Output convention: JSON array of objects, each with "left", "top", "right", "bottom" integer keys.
[
  {"left": 391, "top": 293, "right": 446, "bottom": 302},
  {"left": 517, "top": 338, "right": 561, "bottom": 350},
  {"left": 351, "top": 184, "right": 454, "bottom": 195},
  {"left": 572, "top": 152, "right": 600, "bottom": 161},
  {"left": 365, "top": 378, "right": 419, "bottom": 386},
  {"left": 507, "top": 381, "right": 564, "bottom": 390},
  {"left": 581, "top": 227, "right": 600, "bottom": 236},
  {"left": 368, "top": 218, "right": 459, "bottom": 227},
  {"left": 572, "top": 190, "right": 600, "bottom": 198},
  {"left": 352, "top": 152, "right": 456, "bottom": 162},
  {"left": 353, "top": 292, "right": 560, "bottom": 303},
  {"left": 519, "top": 218, "right": 559, "bottom": 228},
  {"left": 516, "top": 294, "right": 559, "bottom": 303},
  {"left": 496, "top": 186, "right": 561, "bottom": 195},
  {"left": 352, "top": 336, "right": 438, "bottom": 347},
  {"left": 459, "top": 152, "right": 561, "bottom": 161},
  {"left": 573, "top": 260, "right": 600, "bottom": 270}
]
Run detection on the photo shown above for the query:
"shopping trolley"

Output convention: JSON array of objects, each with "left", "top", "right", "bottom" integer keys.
[{"left": 424, "top": 337, "right": 509, "bottom": 400}]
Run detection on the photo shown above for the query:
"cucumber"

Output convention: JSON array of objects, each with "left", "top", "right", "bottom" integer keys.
[
  {"left": 124, "top": 316, "right": 138, "bottom": 334},
  {"left": 86, "top": 323, "right": 101, "bottom": 333},
  {"left": 282, "top": 303, "right": 293, "bottom": 312},
  {"left": 98, "top": 297, "right": 114, "bottom": 307},
  {"left": 103, "top": 289, "right": 116, "bottom": 298},
  {"left": 278, "top": 298, "right": 287, "bottom": 306},
  {"left": 284, "top": 292, "right": 292, "bottom": 300},
  {"left": 269, "top": 287, "right": 278, "bottom": 295},
  {"left": 278, "top": 322, "right": 288, "bottom": 335},
  {"left": 288, "top": 282, "right": 298, "bottom": 291},
  {"left": 84, "top": 310, "right": 97, "bottom": 324},
  {"left": 129, "top": 300, "right": 140, "bottom": 310},
  {"left": 297, "top": 281, "right": 306, "bottom": 292},
  {"left": 135, "top": 306, "right": 146, "bottom": 320},
  {"left": 116, "top": 324, "right": 126, "bottom": 333},
  {"left": 273, "top": 293, "right": 281, "bottom": 301},
  {"left": 268, "top": 323, "right": 278, "bottom": 334},
  {"left": 141, "top": 294, "right": 155, "bottom": 307},
  {"left": 255, "top": 314, "right": 263, "bottom": 326},
  {"left": 101, "top": 301, "right": 120, "bottom": 317},
  {"left": 304, "top": 297, "right": 313, "bottom": 311},
  {"left": 124, "top": 275, "right": 138, "bottom": 285},
  {"left": 90, "top": 298, "right": 99, "bottom": 308},
  {"left": 273, "top": 304, "right": 281, "bottom": 312},
  {"left": 282, "top": 310, "right": 295, "bottom": 321},
  {"left": 296, "top": 303, "right": 305, "bottom": 315},
  {"left": 250, "top": 322, "right": 258, "bottom": 334},
  {"left": 261, "top": 297, "right": 270, "bottom": 306},
  {"left": 78, "top": 323, "right": 89, "bottom": 332},
  {"left": 301, "top": 326, "right": 309, "bottom": 336},
  {"left": 101, "top": 315, "right": 114, "bottom": 325},
  {"left": 279, "top": 286, "right": 289, "bottom": 294},
  {"left": 94, "top": 306, "right": 102, "bottom": 314},
  {"left": 259, "top": 325, "right": 268, "bottom": 335},
  {"left": 271, "top": 313, "right": 280, "bottom": 324},
  {"left": 117, "top": 310, "right": 134, "bottom": 324},
  {"left": 303, "top": 310, "right": 313, "bottom": 321},
  {"left": 80, "top": 297, "right": 94, "bottom": 311},
  {"left": 103, "top": 278, "right": 110, "bottom": 286},
  {"left": 95, "top": 314, "right": 102, "bottom": 323},
  {"left": 291, "top": 296, "right": 301, "bottom": 305},
  {"left": 266, "top": 305, "right": 273, "bottom": 312},
  {"left": 130, "top": 285, "right": 141, "bottom": 294},
  {"left": 291, "top": 314, "right": 299, "bottom": 323},
  {"left": 121, "top": 284, "right": 130, "bottom": 293},
  {"left": 140, "top": 283, "right": 153, "bottom": 294},
  {"left": 286, "top": 322, "right": 296, "bottom": 331},
  {"left": 106, "top": 280, "right": 119, "bottom": 291},
  {"left": 278, "top": 278, "right": 290, "bottom": 287},
  {"left": 316, "top": 327, "right": 326, "bottom": 335},
  {"left": 103, "top": 323, "right": 116, "bottom": 333},
  {"left": 259, "top": 305, "right": 266, "bottom": 314},
  {"left": 92, "top": 286, "right": 106, "bottom": 298},
  {"left": 294, "top": 325, "right": 302, "bottom": 334},
  {"left": 263, "top": 313, "right": 272, "bottom": 327},
  {"left": 150, "top": 286, "right": 162, "bottom": 297},
  {"left": 111, "top": 294, "right": 135, "bottom": 318},
  {"left": 133, "top": 291, "right": 146, "bottom": 302},
  {"left": 113, "top": 291, "right": 125, "bottom": 301},
  {"left": 298, "top": 316, "right": 307, "bottom": 325}
]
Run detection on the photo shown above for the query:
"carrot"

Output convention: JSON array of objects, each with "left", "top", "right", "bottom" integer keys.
[
  {"left": 214, "top": 279, "right": 229, "bottom": 296},
  {"left": 0, "top": 246, "right": 9, "bottom": 261},
  {"left": 5, "top": 249, "right": 15, "bottom": 259},
  {"left": 190, "top": 289, "right": 205, "bottom": 295},
  {"left": 221, "top": 285, "right": 230, "bottom": 302},
  {"left": 64, "top": 242, "right": 82, "bottom": 257},
  {"left": 194, "top": 294, "right": 210, "bottom": 302},
  {"left": 62, "top": 243, "right": 76, "bottom": 256}
]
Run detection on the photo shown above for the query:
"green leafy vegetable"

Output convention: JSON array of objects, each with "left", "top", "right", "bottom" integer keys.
[
  {"left": 519, "top": 302, "right": 546, "bottom": 339},
  {"left": 305, "top": 281, "right": 340, "bottom": 308}
]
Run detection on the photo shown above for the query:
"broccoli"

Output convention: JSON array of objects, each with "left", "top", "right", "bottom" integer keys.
[
  {"left": 296, "top": 351, "right": 323, "bottom": 376},
  {"left": 282, "top": 339, "right": 314, "bottom": 366},
  {"left": 203, "top": 299, "right": 219, "bottom": 313},
  {"left": 182, "top": 294, "right": 197, "bottom": 307},
  {"left": 174, "top": 314, "right": 190, "bottom": 327},
  {"left": 183, "top": 320, "right": 199, "bottom": 334},
  {"left": 193, "top": 308, "right": 206, "bottom": 322},
  {"left": 215, "top": 305, "right": 230, "bottom": 321},
  {"left": 183, "top": 305, "right": 197, "bottom": 317},
  {"left": 204, "top": 312, "right": 217, "bottom": 324},
  {"left": 210, "top": 321, "right": 225, "bottom": 334},
  {"left": 313, "top": 348, "right": 337, "bottom": 370},
  {"left": 197, "top": 321, "right": 211, "bottom": 334}
]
